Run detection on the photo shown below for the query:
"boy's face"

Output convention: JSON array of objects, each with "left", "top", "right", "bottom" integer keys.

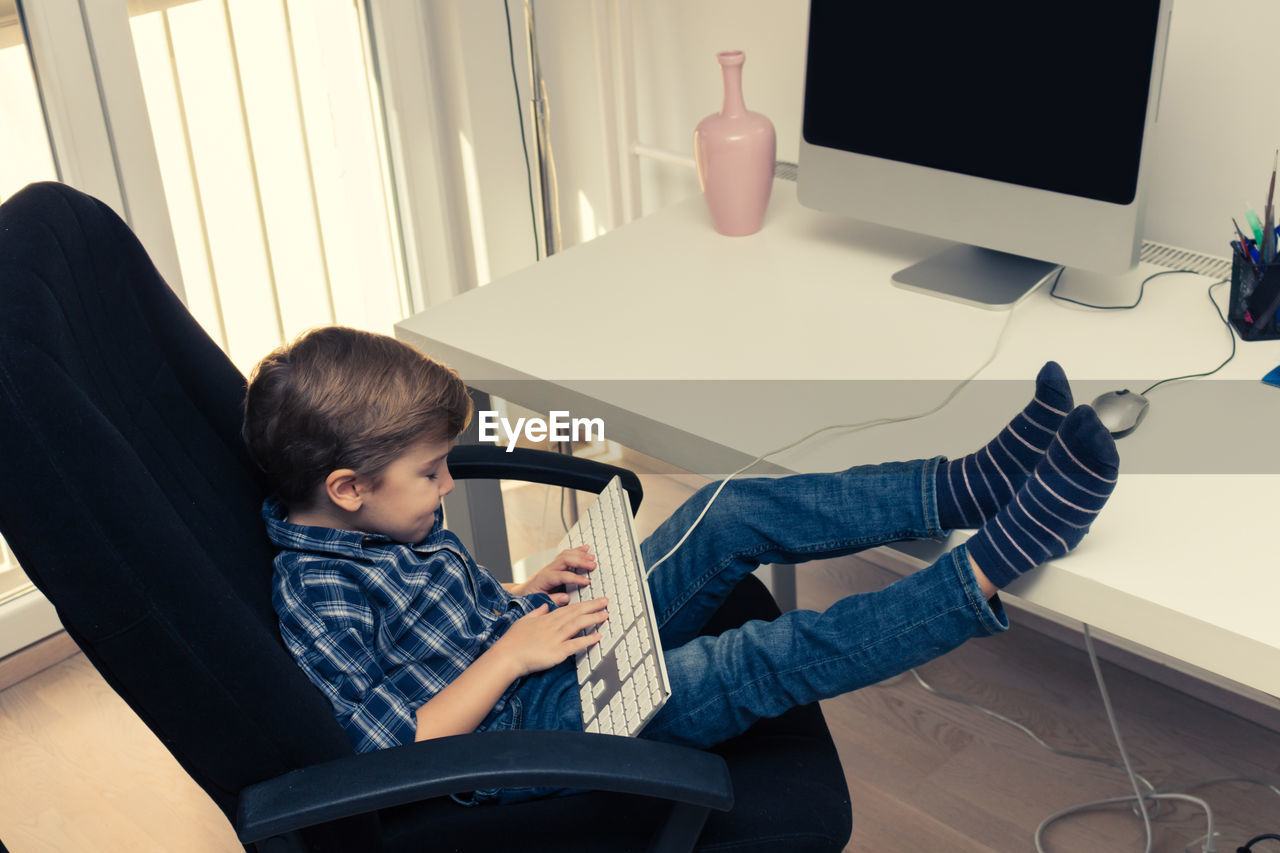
[{"left": 357, "top": 438, "right": 455, "bottom": 544}]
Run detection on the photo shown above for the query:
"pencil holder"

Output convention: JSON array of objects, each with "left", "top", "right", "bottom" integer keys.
[{"left": 1228, "top": 249, "right": 1280, "bottom": 340}]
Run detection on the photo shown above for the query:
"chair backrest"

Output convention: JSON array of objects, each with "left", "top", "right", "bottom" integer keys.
[{"left": 0, "top": 183, "right": 358, "bottom": 822}]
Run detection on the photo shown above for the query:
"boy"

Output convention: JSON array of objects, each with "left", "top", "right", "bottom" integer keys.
[{"left": 243, "top": 326, "right": 1118, "bottom": 804}]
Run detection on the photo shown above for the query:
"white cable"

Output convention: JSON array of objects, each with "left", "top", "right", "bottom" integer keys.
[
  {"left": 1033, "top": 625, "right": 1217, "bottom": 853},
  {"left": 644, "top": 286, "right": 1028, "bottom": 578},
  {"left": 1156, "top": 776, "right": 1280, "bottom": 800},
  {"left": 1186, "top": 831, "right": 1221, "bottom": 853},
  {"left": 1036, "top": 792, "right": 1215, "bottom": 853},
  {"left": 1086, "top": 623, "right": 1153, "bottom": 846},
  {"left": 906, "top": 669, "right": 1160, "bottom": 798}
]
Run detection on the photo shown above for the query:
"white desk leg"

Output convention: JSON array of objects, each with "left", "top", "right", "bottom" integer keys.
[
  {"left": 755, "top": 564, "right": 796, "bottom": 612},
  {"left": 774, "top": 564, "right": 796, "bottom": 612},
  {"left": 446, "top": 389, "right": 514, "bottom": 583}
]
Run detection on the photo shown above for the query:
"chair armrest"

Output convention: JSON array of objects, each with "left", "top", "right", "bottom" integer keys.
[
  {"left": 447, "top": 445, "right": 643, "bottom": 514},
  {"left": 235, "top": 729, "right": 732, "bottom": 844}
]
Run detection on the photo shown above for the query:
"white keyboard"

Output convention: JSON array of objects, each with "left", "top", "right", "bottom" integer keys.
[{"left": 561, "top": 476, "right": 670, "bottom": 737}]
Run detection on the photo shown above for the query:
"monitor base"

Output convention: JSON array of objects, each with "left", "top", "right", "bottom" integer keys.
[{"left": 891, "top": 244, "right": 1062, "bottom": 310}]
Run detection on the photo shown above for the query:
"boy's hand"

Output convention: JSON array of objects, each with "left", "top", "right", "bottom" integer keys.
[
  {"left": 510, "top": 544, "right": 596, "bottom": 605},
  {"left": 493, "top": 598, "right": 609, "bottom": 677}
]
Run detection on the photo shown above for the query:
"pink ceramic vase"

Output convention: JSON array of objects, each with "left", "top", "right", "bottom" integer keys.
[{"left": 693, "top": 50, "right": 776, "bottom": 236}]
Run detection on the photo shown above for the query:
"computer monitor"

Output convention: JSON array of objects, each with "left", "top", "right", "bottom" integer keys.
[{"left": 797, "top": 1, "right": 1173, "bottom": 309}]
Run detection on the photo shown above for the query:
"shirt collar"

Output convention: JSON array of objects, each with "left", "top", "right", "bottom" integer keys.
[{"left": 262, "top": 497, "right": 452, "bottom": 559}]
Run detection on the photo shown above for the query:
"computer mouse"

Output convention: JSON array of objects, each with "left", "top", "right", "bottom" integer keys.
[{"left": 1090, "top": 389, "right": 1149, "bottom": 438}]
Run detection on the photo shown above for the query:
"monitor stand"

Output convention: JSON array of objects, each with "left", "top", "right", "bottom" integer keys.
[{"left": 891, "top": 244, "right": 1063, "bottom": 310}]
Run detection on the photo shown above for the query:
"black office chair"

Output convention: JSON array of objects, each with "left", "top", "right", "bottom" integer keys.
[{"left": 0, "top": 182, "right": 852, "bottom": 852}]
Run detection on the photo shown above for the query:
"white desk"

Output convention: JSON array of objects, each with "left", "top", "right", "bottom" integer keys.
[{"left": 398, "top": 181, "right": 1280, "bottom": 700}]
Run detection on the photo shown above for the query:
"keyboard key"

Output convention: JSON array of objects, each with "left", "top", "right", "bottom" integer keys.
[
  {"left": 614, "top": 633, "right": 628, "bottom": 671},
  {"left": 638, "top": 685, "right": 654, "bottom": 719},
  {"left": 627, "top": 629, "right": 642, "bottom": 666}
]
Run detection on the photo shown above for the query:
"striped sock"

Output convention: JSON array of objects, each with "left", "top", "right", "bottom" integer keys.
[
  {"left": 935, "top": 361, "right": 1073, "bottom": 529},
  {"left": 963, "top": 405, "right": 1119, "bottom": 589}
]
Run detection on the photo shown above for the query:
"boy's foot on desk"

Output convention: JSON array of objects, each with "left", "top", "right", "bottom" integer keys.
[
  {"left": 964, "top": 405, "right": 1119, "bottom": 597},
  {"left": 936, "top": 360, "right": 1073, "bottom": 529}
]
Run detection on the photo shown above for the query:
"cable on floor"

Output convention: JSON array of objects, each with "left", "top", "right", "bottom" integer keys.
[{"left": 893, "top": 638, "right": 1279, "bottom": 852}]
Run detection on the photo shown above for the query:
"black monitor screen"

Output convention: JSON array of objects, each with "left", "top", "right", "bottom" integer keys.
[{"left": 802, "top": 1, "right": 1162, "bottom": 206}]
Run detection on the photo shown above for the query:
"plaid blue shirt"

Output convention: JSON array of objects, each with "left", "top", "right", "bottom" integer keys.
[{"left": 264, "top": 497, "right": 553, "bottom": 753}]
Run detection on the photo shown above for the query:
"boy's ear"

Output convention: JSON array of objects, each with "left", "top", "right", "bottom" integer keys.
[{"left": 324, "top": 469, "right": 364, "bottom": 513}]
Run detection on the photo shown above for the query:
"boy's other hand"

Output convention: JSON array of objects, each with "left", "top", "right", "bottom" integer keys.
[
  {"left": 495, "top": 598, "right": 609, "bottom": 677},
  {"left": 510, "top": 544, "right": 596, "bottom": 605}
]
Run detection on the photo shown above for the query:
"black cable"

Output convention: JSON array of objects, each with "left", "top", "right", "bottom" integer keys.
[
  {"left": 1049, "top": 267, "right": 1187, "bottom": 310},
  {"left": 1139, "top": 280, "right": 1237, "bottom": 395},
  {"left": 502, "top": 0, "right": 541, "bottom": 262},
  {"left": 1240, "top": 833, "right": 1280, "bottom": 852},
  {"left": 1048, "top": 269, "right": 1239, "bottom": 396}
]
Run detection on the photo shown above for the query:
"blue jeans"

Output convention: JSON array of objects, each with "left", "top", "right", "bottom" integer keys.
[{"left": 477, "top": 457, "right": 1008, "bottom": 803}]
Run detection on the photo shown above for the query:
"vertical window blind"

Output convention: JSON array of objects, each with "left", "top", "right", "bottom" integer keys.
[
  {"left": 0, "top": 0, "right": 409, "bottom": 612},
  {"left": 129, "top": 0, "right": 408, "bottom": 373}
]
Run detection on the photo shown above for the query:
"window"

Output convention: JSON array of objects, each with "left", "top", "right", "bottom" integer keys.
[
  {"left": 0, "top": 0, "right": 57, "bottom": 201},
  {"left": 1, "top": 0, "right": 413, "bottom": 650},
  {"left": 129, "top": 0, "right": 407, "bottom": 372},
  {"left": 0, "top": 0, "right": 59, "bottom": 644}
]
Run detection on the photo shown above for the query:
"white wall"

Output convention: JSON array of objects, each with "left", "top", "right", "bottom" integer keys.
[
  {"left": 524, "top": 0, "right": 1279, "bottom": 260},
  {"left": 518, "top": 2, "right": 621, "bottom": 243},
  {"left": 626, "top": 0, "right": 807, "bottom": 216}
]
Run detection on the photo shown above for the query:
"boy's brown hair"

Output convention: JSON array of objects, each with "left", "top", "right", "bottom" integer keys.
[{"left": 242, "top": 326, "right": 472, "bottom": 507}]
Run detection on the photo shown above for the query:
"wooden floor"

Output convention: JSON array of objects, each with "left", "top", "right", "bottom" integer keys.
[{"left": 1, "top": 449, "right": 1277, "bottom": 852}]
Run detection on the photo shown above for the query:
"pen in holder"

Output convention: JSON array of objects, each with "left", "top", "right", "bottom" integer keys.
[{"left": 1228, "top": 247, "right": 1280, "bottom": 340}]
